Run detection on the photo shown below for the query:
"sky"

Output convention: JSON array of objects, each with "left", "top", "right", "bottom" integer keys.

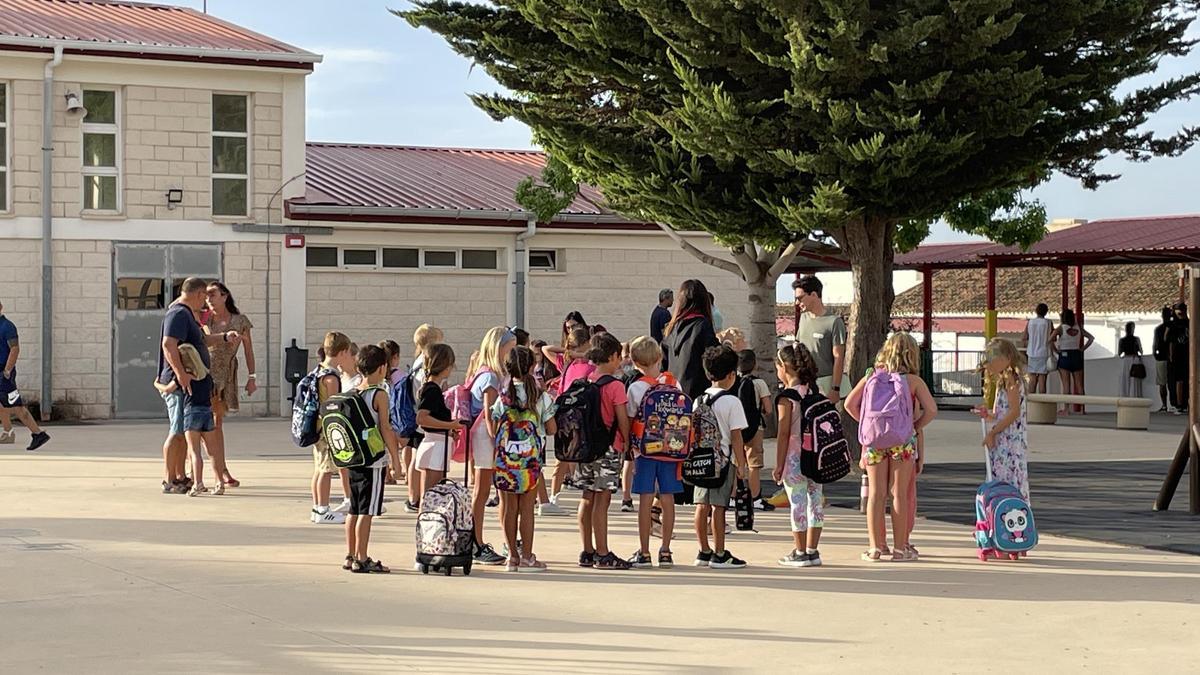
[{"left": 188, "top": 1, "right": 1200, "bottom": 302}]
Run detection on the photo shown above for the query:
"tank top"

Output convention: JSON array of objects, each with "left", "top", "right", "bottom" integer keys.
[
  {"left": 1026, "top": 318, "right": 1051, "bottom": 358},
  {"left": 359, "top": 387, "right": 384, "bottom": 427},
  {"left": 1058, "top": 325, "right": 1082, "bottom": 351}
]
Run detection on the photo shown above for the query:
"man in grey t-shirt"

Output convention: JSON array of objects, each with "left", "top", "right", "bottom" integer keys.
[{"left": 792, "top": 275, "right": 846, "bottom": 402}]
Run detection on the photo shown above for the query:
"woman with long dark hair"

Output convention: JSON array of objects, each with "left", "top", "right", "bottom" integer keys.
[
  {"left": 203, "top": 281, "right": 256, "bottom": 490},
  {"left": 1118, "top": 322, "right": 1144, "bottom": 398},
  {"left": 1050, "top": 308, "right": 1094, "bottom": 414},
  {"left": 540, "top": 311, "right": 589, "bottom": 374},
  {"left": 662, "top": 279, "right": 718, "bottom": 399}
]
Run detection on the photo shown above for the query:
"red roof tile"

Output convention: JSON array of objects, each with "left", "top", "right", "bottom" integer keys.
[{"left": 0, "top": 0, "right": 318, "bottom": 64}]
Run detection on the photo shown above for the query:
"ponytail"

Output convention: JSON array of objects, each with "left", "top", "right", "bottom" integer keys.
[{"left": 504, "top": 346, "right": 539, "bottom": 411}]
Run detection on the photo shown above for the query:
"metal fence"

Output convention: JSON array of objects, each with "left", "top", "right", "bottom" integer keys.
[{"left": 925, "top": 350, "right": 985, "bottom": 397}]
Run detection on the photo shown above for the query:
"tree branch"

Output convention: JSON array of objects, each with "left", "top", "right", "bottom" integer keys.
[
  {"left": 731, "top": 244, "right": 761, "bottom": 283},
  {"left": 767, "top": 240, "right": 805, "bottom": 279},
  {"left": 654, "top": 221, "right": 742, "bottom": 277}
]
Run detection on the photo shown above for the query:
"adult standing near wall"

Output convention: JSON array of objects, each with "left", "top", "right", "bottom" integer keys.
[
  {"left": 1153, "top": 306, "right": 1174, "bottom": 412},
  {"left": 1050, "top": 309, "right": 1093, "bottom": 414},
  {"left": 1118, "top": 322, "right": 1144, "bottom": 399},
  {"left": 203, "top": 281, "right": 256, "bottom": 489},
  {"left": 650, "top": 289, "right": 673, "bottom": 344},
  {"left": 662, "top": 279, "right": 719, "bottom": 506},
  {"left": 1166, "top": 302, "right": 1190, "bottom": 415},
  {"left": 708, "top": 293, "right": 725, "bottom": 332},
  {"left": 0, "top": 300, "right": 51, "bottom": 451},
  {"left": 792, "top": 275, "right": 846, "bottom": 402},
  {"left": 1022, "top": 303, "right": 1053, "bottom": 394}
]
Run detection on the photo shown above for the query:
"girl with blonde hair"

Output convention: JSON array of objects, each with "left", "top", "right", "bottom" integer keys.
[
  {"left": 466, "top": 326, "right": 518, "bottom": 566},
  {"left": 975, "top": 338, "right": 1031, "bottom": 502}
]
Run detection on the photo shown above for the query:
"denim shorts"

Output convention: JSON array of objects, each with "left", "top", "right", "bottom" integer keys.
[
  {"left": 162, "top": 390, "right": 185, "bottom": 436},
  {"left": 183, "top": 405, "right": 215, "bottom": 433},
  {"left": 631, "top": 456, "right": 683, "bottom": 495}
]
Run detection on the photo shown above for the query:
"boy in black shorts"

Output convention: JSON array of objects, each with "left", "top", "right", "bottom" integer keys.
[{"left": 345, "top": 345, "right": 401, "bottom": 574}]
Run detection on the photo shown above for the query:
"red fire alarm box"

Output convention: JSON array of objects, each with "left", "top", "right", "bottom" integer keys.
[{"left": 285, "top": 234, "right": 306, "bottom": 249}]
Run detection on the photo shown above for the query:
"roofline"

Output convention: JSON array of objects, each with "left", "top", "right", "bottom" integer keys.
[
  {"left": 284, "top": 203, "right": 659, "bottom": 230},
  {"left": 0, "top": 35, "right": 322, "bottom": 68},
  {"left": 306, "top": 141, "right": 540, "bottom": 154}
]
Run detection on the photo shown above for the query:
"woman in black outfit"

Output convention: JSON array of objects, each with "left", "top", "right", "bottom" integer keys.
[
  {"left": 661, "top": 279, "right": 719, "bottom": 505},
  {"left": 1118, "top": 321, "right": 1143, "bottom": 399}
]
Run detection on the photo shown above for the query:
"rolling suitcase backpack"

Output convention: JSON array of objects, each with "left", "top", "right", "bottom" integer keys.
[
  {"left": 415, "top": 429, "right": 476, "bottom": 576},
  {"left": 975, "top": 420, "right": 1038, "bottom": 561}
]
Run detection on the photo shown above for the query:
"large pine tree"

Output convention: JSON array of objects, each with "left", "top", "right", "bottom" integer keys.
[{"left": 400, "top": 0, "right": 1200, "bottom": 380}]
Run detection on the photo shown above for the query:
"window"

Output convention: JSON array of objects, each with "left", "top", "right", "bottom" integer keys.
[
  {"left": 382, "top": 248, "right": 419, "bottom": 268},
  {"left": 529, "top": 249, "right": 558, "bottom": 271},
  {"left": 461, "top": 249, "right": 498, "bottom": 270},
  {"left": 81, "top": 89, "right": 119, "bottom": 211},
  {"left": 212, "top": 94, "right": 248, "bottom": 216},
  {"left": 115, "top": 278, "right": 165, "bottom": 310},
  {"left": 423, "top": 250, "right": 457, "bottom": 268},
  {"left": 0, "top": 83, "right": 7, "bottom": 210},
  {"left": 306, "top": 246, "right": 337, "bottom": 267},
  {"left": 342, "top": 249, "right": 378, "bottom": 266}
]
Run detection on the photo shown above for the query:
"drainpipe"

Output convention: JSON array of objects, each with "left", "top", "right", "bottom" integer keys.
[
  {"left": 514, "top": 216, "right": 537, "bottom": 328},
  {"left": 40, "top": 45, "right": 62, "bottom": 421}
]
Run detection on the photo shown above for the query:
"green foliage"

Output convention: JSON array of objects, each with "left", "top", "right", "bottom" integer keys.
[
  {"left": 399, "top": 0, "right": 1200, "bottom": 253},
  {"left": 515, "top": 155, "right": 580, "bottom": 224}
]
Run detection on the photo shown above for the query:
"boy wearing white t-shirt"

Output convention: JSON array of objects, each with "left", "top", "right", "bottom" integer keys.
[{"left": 693, "top": 345, "right": 748, "bottom": 570}]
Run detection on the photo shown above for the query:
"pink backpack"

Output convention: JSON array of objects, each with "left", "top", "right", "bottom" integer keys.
[
  {"left": 443, "top": 368, "right": 491, "bottom": 463},
  {"left": 857, "top": 369, "right": 914, "bottom": 449}
]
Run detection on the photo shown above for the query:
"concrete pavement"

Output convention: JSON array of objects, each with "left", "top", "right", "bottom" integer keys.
[{"left": 1, "top": 416, "right": 1198, "bottom": 673}]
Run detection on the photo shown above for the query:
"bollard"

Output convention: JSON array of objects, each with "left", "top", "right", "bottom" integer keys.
[{"left": 859, "top": 472, "right": 868, "bottom": 513}]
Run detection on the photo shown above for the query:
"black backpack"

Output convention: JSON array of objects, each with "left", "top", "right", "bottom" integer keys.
[
  {"left": 735, "top": 376, "right": 763, "bottom": 443},
  {"left": 553, "top": 375, "right": 618, "bottom": 463},
  {"left": 778, "top": 386, "right": 851, "bottom": 484},
  {"left": 321, "top": 387, "right": 387, "bottom": 469}
]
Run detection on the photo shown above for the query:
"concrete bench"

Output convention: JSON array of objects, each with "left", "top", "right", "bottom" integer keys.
[{"left": 1027, "top": 394, "right": 1153, "bottom": 430}]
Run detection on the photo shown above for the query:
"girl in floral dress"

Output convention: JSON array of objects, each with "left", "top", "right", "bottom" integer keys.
[{"left": 977, "top": 338, "right": 1030, "bottom": 501}]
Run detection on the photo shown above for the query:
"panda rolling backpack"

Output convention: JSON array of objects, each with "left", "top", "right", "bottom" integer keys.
[{"left": 975, "top": 420, "right": 1037, "bottom": 561}]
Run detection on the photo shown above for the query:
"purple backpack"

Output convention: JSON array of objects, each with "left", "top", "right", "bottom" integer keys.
[{"left": 857, "top": 369, "right": 914, "bottom": 449}]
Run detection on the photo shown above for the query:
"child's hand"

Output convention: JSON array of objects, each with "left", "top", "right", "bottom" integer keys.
[
  {"left": 771, "top": 466, "right": 783, "bottom": 484},
  {"left": 916, "top": 455, "right": 925, "bottom": 475},
  {"left": 972, "top": 406, "right": 992, "bottom": 420},
  {"left": 450, "top": 420, "right": 465, "bottom": 431},
  {"left": 736, "top": 463, "right": 747, "bottom": 481},
  {"left": 983, "top": 431, "right": 997, "bottom": 450},
  {"left": 858, "top": 453, "right": 867, "bottom": 471}
]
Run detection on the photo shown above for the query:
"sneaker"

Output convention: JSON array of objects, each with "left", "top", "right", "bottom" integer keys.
[
  {"left": 657, "top": 550, "right": 674, "bottom": 568},
  {"left": 621, "top": 499, "right": 634, "bottom": 512},
  {"left": 694, "top": 550, "right": 714, "bottom": 567},
  {"left": 709, "top": 550, "right": 747, "bottom": 569},
  {"left": 0, "top": 430, "right": 14, "bottom": 444},
  {"left": 594, "top": 552, "right": 632, "bottom": 570},
  {"left": 486, "top": 495, "right": 500, "bottom": 508},
  {"left": 538, "top": 501, "right": 568, "bottom": 517},
  {"left": 628, "top": 551, "right": 654, "bottom": 569},
  {"left": 161, "top": 480, "right": 175, "bottom": 494},
  {"left": 332, "top": 498, "right": 351, "bottom": 513},
  {"left": 169, "top": 480, "right": 188, "bottom": 494},
  {"left": 804, "top": 550, "right": 822, "bottom": 567},
  {"left": 404, "top": 500, "right": 420, "bottom": 513},
  {"left": 474, "top": 542, "right": 506, "bottom": 565},
  {"left": 779, "top": 550, "right": 811, "bottom": 568},
  {"left": 578, "top": 550, "right": 596, "bottom": 568},
  {"left": 26, "top": 431, "right": 50, "bottom": 452},
  {"left": 548, "top": 492, "right": 562, "bottom": 506},
  {"left": 754, "top": 497, "right": 776, "bottom": 512},
  {"left": 311, "top": 507, "right": 346, "bottom": 525}
]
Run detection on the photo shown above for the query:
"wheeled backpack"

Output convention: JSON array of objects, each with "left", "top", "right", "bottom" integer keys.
[
  {"left": 975, "top": 420, "right": 1037, "bottom": 561},
  {"left": 415, "top": 430, "right": 475, "bottom": 576}
]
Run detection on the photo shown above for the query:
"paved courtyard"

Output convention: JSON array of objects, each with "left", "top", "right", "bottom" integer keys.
[{"left": 1, "top": 413, "right": 1198, "bottom": 673}]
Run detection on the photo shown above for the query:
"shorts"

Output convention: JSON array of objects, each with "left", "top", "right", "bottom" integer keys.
[
  {"left": 312, "top": 438, "right": 337, "bottom": 475},
  {"left": 1027, "top": 354, "right": 1049, "bottom": 375},
  {"left": 746, "top": 430, "right": 764, "bottom": 470},
  {"left": 864, "top": 435, "right": 918, "bottom": 466},
  {"left": 161, "top": 389, "right": 185, "bottom": 436},
  {"left": 183, "top": 405, "right": 215, "bottom": 433},
  {"left": 0, "top": 370, "right": 23, "bottom": 408},
  {"left": 1156, "top": 360, "right": 1169, "bottom": 384},
  {"left": 415, "top": 432, "right": 451, "bottom": 472},
  {"left": 631, "top": 456, "right": 683, "bottom": 495},
  {"left": 575, "top": 447, "right": 622, "bottom": 494},
  {"left": 1057, "top": 350, "right": 1084, "bottom": 373},
  {"left": 471, "top": 420, "right": 496, "bottom": 468},
  {"left": 348, "top": 465, "right": 386, "bottom": 516},
  {"left": 693, "top": 467, "right": 735, "bottom": 507}
]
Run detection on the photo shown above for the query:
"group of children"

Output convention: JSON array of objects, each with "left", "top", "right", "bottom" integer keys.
[{"left": 297, "top": 317, "right": 1032, "bottom": 574}]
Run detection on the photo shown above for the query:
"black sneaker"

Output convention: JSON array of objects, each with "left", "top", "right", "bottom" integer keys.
[
  {"left": 27, "top": 431, "right": 50, "bottom": 452},
  {"left": 474, "top": 543, "right": 506, "bottom": 565},
  {"left": 754, "top": 497, "right": 776, "bottom": 512},
  {"left": 709, "top": 550, "right": 747, "bottom": 569},
  {"left": 628, "top": 551, "right": 653, "bottom": 568},
  {"left": 620, "top": 499, "right": 634, "bottom": 512},
  {"left": 404, "top": 500, "right": 420, "bottom": 513},
  {"left": 693, "top": 550, "right": 714, "bottom": 567},
  {"left": 779, "top": 549, "right": 811, "bottom": 568},
  {"left": 594, "top": 552, "right": 632, "bottom": 570},
  {"left": 161, "top": 480, "right": 175, "bottom": 494},
  {"left": 578, "top": 550, "right": 596, "bottom": 568},
  {"left": 486, "top": 495, "right": 500, "bottom": 508},
  {"left": 805, "top": 550, "right": 822, "bottom": 567}
]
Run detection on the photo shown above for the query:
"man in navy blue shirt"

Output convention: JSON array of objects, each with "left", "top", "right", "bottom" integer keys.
[
  {"left": 0, "top": 300, "right": 50, "bottom": 451},
  {"left": 650, "top": 288, "right": 674, "bottom": 344}
]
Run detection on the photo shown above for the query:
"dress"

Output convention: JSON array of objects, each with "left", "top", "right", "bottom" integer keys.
[
  {"left": 989, "top": 384, "right": 1029, "bottom": 502},
  {"left": 205, "top": 313, "right": 253, "bottom": 411}
]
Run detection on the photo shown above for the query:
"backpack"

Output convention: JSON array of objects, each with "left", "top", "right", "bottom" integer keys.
[
  {"left": 975, "top": 480, "right": 1038, "bottom": 560},
  {"left": 416, "top": 457, "right": 475, "bottom": 575},
  {"left": 321, "top": 386, "right": 388, "bottom": 469},
  {"left": 388, "top": 367, "right": 419, "bottom": 440},
  {"left": 734, "top": 376, "right": 763, "bottom": 443},
  {"left": 681, "top": 391, "right": 731, "bottom": 488},
  {"left": 492, "top": 395, "right": 544, "bottom": 494},
  {"left": 858, "top": 368, "right": 915, "bottom": 449},
  {"left": 779, "top": 385, "right": 851, "bottom": 484},
  {"left": 629, "top": 376, "right": 693, "bottom": 462},
  {"left": 553, "top": 375, "right": 618, "bottom": 463},
  {"left": 291, "top": 366, "right": 334, "bottom": 447},
  {"left": 442, "top": 368, "right": 491, "bottom": 463}
]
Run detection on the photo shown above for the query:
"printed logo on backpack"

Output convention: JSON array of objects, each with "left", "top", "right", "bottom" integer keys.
[
  {"left": 553, "top": 376, "right": 617, "bottom": 464},
  {"left": 320, "top": 387, "right": 386, "bottom": 469},
  {"left": 681, "top": 391, "right": 730, "bottom": 488},
  {"left": 630, "top": 380, "right": 693, "bottom": 462},
  {"left": 493, "top": 402, "right": 544, "bottom": 494}
]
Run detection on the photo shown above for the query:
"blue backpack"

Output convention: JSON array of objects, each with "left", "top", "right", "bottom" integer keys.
[
  {"left": 975, "top": 481, "right": 1038, "bottom": 560},
  {"left": 291, "top": 366, "right": 335, "bottom": 447},
  {"left": 388, "top": 367, "right": 419, "bottom": 440}
]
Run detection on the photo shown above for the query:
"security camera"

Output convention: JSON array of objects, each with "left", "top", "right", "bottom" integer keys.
[{"left": 64, "top": 92, "right": 87, "bottom": 117}]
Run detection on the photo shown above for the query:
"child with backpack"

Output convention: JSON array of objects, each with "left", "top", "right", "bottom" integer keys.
[
  {"left": 690, "top": 345, "right": 749, "bottom": 569},
  {"left": 336, "top": 344, "right": 399, "bottom": 573},
  {"left": 545, "top": 326, "right": 595, "bottom": 510},
  {"left": 845, "top": 333, "right": 938, "bottom": 562},
  {"left": 413, "top": 344, "right": 464, "bottom": 488},
  {"left": 379, "top": 339, "right": 405, "bottom": 485},
  {"left": 310, "top": 332, "right": 354, "bottom": 525},
  {"left": 977, "top": 338, "right": 1030, "bottom": 501},
  {"left": 568, "top": 332, "right": 632, "bottom": 570},
  {"left": 773, "top": 344, "right": 826, "bottom": 567},
  {"left": 737, "top": 349, "right": 774, "bottom": 511},
  {"left": 624, "top": 336, "right": 686, "bottom": 568},
  {"left": 488, "top": 346, "right": 557, "bottom": 572},
  {"left": 466, "top": 327, "right": 517, "bottom": 566}
]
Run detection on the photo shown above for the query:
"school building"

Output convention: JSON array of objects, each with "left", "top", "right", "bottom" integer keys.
[{"left": 0, "top": 0, "right": 746, "bottom": 421}]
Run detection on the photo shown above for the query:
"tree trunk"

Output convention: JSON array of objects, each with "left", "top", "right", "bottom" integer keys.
[
  {"left": 839, "top": 218, "right": 898, "bottom": 387},
  {"left": 746, "top": 276, "right": 780, "bottom": 387}
]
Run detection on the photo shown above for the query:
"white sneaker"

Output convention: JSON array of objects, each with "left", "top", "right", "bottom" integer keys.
[
  {"left": 311, "top": 507, "right": 346, "bottom": 525},
  {"left": 538, "top": 501, "right": 567, "bottom": 517},
  {"left": 332, "top": 498, "right": 351, "bottom": 513},
  {"left": 548, "top": 492, "right": 561, "bottom": 506},
  {"left": 0, "top": 430, "right": 13, "bottom": 444}
]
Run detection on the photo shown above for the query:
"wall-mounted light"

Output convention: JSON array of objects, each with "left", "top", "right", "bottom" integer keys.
[
  {"left": 166, "top": 188, "right": 184, "bottom": 210},
  {"left": 64, "top": 92, "right": 86, "bottom": 118}
]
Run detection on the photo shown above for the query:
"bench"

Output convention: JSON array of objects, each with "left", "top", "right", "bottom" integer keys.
[{"left": 1027, "top": 394, "right": 1153, "bottom": 430}]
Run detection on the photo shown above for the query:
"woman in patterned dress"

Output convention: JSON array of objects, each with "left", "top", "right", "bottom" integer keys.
[{"left": 204, "top": 281, "right": 256, "bottom": 491}]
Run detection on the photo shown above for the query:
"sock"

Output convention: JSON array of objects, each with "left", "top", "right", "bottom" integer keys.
[
  {"left": 806, "top": 548, "right": 818, "bottom": 555},
  {"left": 314, "top": 505, "right": 329, "bottom": 513}
]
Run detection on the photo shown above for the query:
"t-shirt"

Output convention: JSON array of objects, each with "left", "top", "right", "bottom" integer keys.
[
  {"left": 591, "top": 371, "right": 628, "bottom": 451},
  {"left": 418, "top": 380, "right": 452, "bottom": 433},
  {"left": 1026, "top": 317, "right": 1052, "bottom": 359},
  {"left": 469, "top": 368, "right": 500, "bottom": 419},
  {"left": 411, "top": 353, "right": 427, "bottom": 389},
  {"left": 702, "top": 386, "right": 748, "bottom": 459},
  {"left": 711, "top": 305, "right": 725, "bottom": 332},
  {"left": 358, "top": 386, "right": 391, "bottom": 469},
  {"left": 795, "top": 312, "right": 846, "bottom": 378},
  {"left": 0, "top": 315, "right": 17, "bottom": 371},
  {"left": 158, "top": 303, "right": 211, "bottom": 383},
  {"left": 751, "top": 377, "right": 770, "bottom": 406},
  {"left": 1166, "top": 320, "right": 1190, "bottom": 366},
  {"left": 559, "top": 359, "right": 596, "bottom": 395},
  {"left": 626, "top": 371, "right": 679, "bottom": 418},
  {"left": 650, "top": 305, "right": 672, "bottom": 343},
  {"left": 491, "top": 381, "right": 557, "bottom": 436}
]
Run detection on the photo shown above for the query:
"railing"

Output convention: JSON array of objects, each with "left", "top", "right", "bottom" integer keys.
[{"left": 923, "top": 350, "right": 985, "bottom": 397}]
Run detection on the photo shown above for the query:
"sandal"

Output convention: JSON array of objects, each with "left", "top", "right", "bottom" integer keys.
[
  {"left": 861, "top": 548, "right": 886, "bottom": 562},
  {"left": 906, "top": 544, "right": 920, "bottom": 556},
  {"left": 342, "top": 555, "right": 354, "bottom": 571},
  {"left": 212, "top": 483, "right": 225, "bottom": 496},
  {"left": 892, "top": 549, "right": 918, "bottom": 562},
  {"left": 505, "top": 557, "right": 520, "bottom": 572},
  {"left": 658, "top": 549, "right": 674, "bottom": 569},
  {"left": 578, "top": 550, "right": 596, "bottom": 568},
  {"left": 519, "top": 555, "right": 547, "bottom": 573},
  {"left": 594, "top": 552, "right": 632, "bottom": 570},
  {"left": 221, "top": 474, "right": 240, "bottom": 488},
  {"left": 368, "top": 559, "right": 391, "bottom": 574},
  {"left": 187, "top": 484, "right": 209, "bottom": 497}
]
